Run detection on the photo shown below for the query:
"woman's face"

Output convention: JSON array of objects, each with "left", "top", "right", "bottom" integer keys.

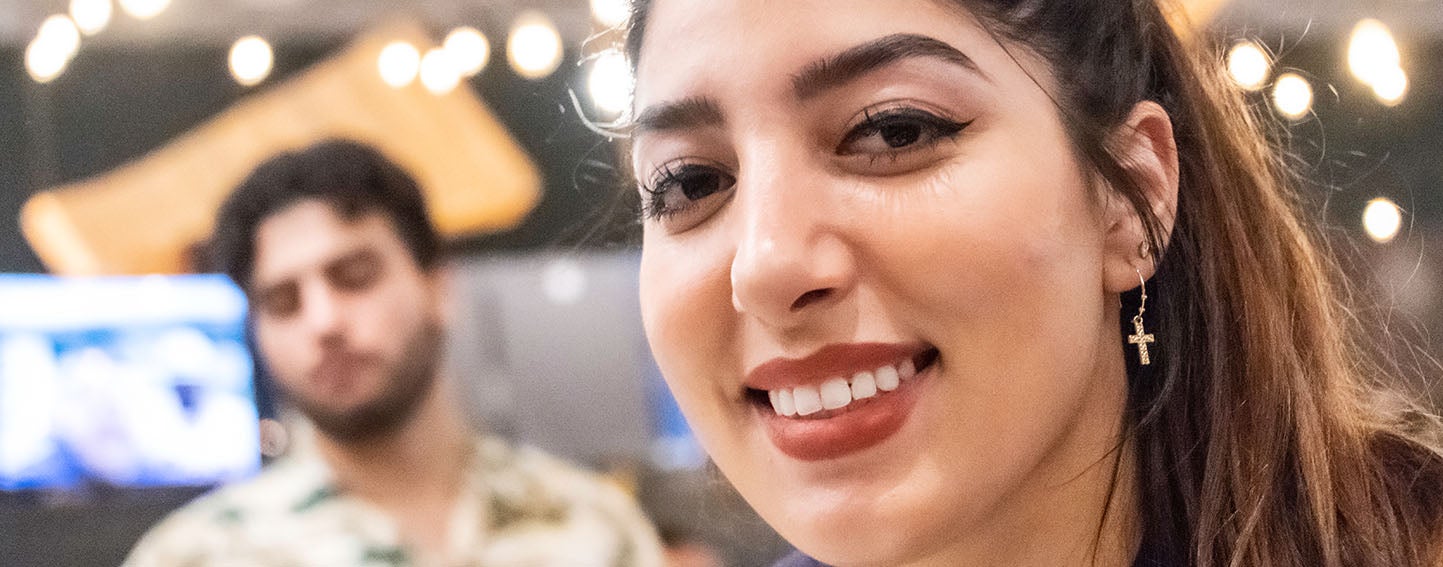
[{"left": 634, "top": 0, "right": 1146, "bottom": 563}]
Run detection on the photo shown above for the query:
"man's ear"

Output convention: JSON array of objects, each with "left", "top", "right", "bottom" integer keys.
[
  {"left": 1101, "top": 101, "right": 1179, "bottom": 294},
  {"left": 426, "top": 261, "right": 458, "bottom": 327}
]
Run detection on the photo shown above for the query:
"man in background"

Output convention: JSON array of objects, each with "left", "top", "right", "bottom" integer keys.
[{"left": 126, "top": 140, "right": 663, "bottom": 566}]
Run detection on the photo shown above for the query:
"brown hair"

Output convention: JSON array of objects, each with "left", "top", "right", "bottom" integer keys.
[{"left": 624, "top": 1, "right": 1443, "bottom": 565}]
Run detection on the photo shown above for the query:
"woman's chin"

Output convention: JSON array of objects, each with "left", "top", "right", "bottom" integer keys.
[
  {"left": 779, "top": 517, "right": 927, "bottom": 567},
  {"left": 754, "top": 482, "right": 945, "bottom": 567}
]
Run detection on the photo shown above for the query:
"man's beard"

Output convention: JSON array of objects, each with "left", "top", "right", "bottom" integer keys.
[{"left": 280, "top": 319, "right": 443, "bottom": 444}]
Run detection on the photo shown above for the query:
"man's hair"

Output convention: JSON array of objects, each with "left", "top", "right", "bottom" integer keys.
[{"left": 210, "top": 140, "right": 441, "bottom": 290}]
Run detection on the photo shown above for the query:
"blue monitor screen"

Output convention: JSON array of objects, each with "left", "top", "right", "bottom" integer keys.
[{"left": 0, "top": 275, "right": 260, "bottom": 491}]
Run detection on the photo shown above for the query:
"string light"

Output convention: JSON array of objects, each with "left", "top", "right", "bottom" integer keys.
[
  {"left": 377, "top": 41, "right": 421, "bottom": 88},
  {"left": 228, "top": 36, "right": 273, "bottom": 87},
  {"left": 507, "top": 11, "right": 563, "bottom": 80},
  {"left": 1362, "top": 198, "right": 1403, "bottom": 244},
  {"left": 26, "top": 37, "right": 71, "bottom": 83},
  {"left": 26, "top": 15, "right": 82, "bottom": 83},
  {"left": 1272, "top": 73, "right": 1313, "bottom": 120},
  {"left": 444, "top": 27, "right": 489, "bottom": 77},
  {"left": 420, "top": 47, "right": 462, "bottom": 95},
  {"left": 1347, "top": 19, "right": 1412, "bottom": 108},
  {"left": 1348, "top": 19, "right": 1400, "bottom": 87},
  {"left": 1371, "top": 65, "right": 1408, "bottom": 106},
  {"left": 69, "top": 0, "right": 113, "bottom": 36},
  {"left": 591, "top": 0, "right": 629, "bottom": 28},
  {"left": 37, "top": 15, "right": 81, "bottom": 57},
  {"left": 1226, "top": 41, "right": 1270, "bottom": 91},
  {"left": 118, "top": 0, "right": 169, "bottom": 20},
  {"left": 587, "top": 49, "right": 632, "bottom": 117}
]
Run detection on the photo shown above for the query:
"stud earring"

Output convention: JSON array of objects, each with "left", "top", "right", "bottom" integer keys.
[{"left": 1127, "top": 267, "right": 1155, "bottom": 366}]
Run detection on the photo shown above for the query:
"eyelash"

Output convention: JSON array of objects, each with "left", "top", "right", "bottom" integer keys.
[
  {"left": 640, "top": 106, "right": 971, "bottom": 222},
  {"left": 640, "top": 160, "right": 735, "bottom": 221},
  {"left": 839, "top": 106, "right": 971, "bottom": 161}
]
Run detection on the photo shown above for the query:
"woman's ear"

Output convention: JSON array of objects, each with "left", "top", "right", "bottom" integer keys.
[{"left": 1102, "top": 101, "right": 1179, "bottom": 294}]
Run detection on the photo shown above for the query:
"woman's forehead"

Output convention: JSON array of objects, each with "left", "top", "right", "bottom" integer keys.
[
  {"left": 628, "top": 0, "right": 1064, "bottom": 137},
  {"left": 631, "top": 0, "right": 994, "bottom": 103}
]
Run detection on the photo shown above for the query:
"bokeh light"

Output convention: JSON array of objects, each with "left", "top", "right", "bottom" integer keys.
[
  {"left": 1226, "top": 41, "right": 1270, "bottom": 91},
  {"left": 377, "top": 41, "right": 421, "bottom": 88},
  {"left": 1272, "top": 73, "right": 1313, "bottom": 120},
  {"left": 228, "top": 36, "right": 274, "bottom": 87},
  {"left": 69, "top": 0, "right": 113, "bottom": 36},
  {"left": 1348, "top": 19, "right": 1400, "bottom": 87},
  {"left": 444, "top": 27, "right": 490, "bottom": 78},
  {"left": 26, "top": 15, "right": 82, "bottom": 83},
  {"left": 118, "top": 0, "right": 170, "bottom": 21},
  {"left": 507, "top": 11, "right": 563, "bottom": 80},
  {"left": 1371, "top": 65, "right": 1408, "bottom": 106},
  {"left": 1363, "top": 198, "right": 1403, "bottom": 244},
  {"left": 591, "top": 0, "right": 629, "bottom": 28},
  {"left": 587, "top": 49, "right": 633, "bottom": 117},
  {"left": 420, "top": 47, "right": 462, "bottom": 95}
]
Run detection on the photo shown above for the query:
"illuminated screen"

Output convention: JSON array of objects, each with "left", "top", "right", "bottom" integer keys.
[{"left": 0, "top": 275, "right": 260, "bottom": 490}]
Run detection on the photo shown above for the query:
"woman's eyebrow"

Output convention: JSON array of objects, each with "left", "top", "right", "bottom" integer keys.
[
  {"left": 631, "top": 34, "right": 978, "bottom": 137},
  {"left": 632, "top": 96, "right": 727, "bottom": 136},
  {"left": 792, "top": 33, "right": 985, "bottom": 100}
]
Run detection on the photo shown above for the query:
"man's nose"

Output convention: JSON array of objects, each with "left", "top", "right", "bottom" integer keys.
[{"left": 298, "top": 281, "right": 344, "bottom": 344}]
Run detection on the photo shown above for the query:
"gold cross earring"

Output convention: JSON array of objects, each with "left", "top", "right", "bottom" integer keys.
[{"left": 1128, "top": 267, "right": 1155, "bottom": 366}]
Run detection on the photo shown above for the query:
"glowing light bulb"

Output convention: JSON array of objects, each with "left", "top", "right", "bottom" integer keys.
[
  {"left": 1362, "top": 198, "right": 1402, "bottom": 244},
  {"left": 69, "top": 0, "right": 113, "bottom": 36},
  {"left": 1371, "top": 66, "right": 1408, "bottom": 106},
  {"left": 378, "top": 41, "right": 421, "bottom": 88},
  {"left": 420, "top": 47, "right": 462, "bottom": 95},
  {"left": 587, "top": 49, "right": 633, "bottom": 117},
  {"left": 36, "top": 15, "right": 81, "bottom": 58},
  {"left": 1271, "top": 73, "right": 1313, "bottom": 120},
  {"left": 26, "top": 15, "right": 81, "bottom": 83},
  {"left": 229, "top": 36, "right": 273, "bottom": 87},
  {"left": 444, "top": 27, "right": 489, "bottom": 77},
  {"left": 591, "top": 0, "right": 629, "bottom": 28},
  {"left": 1348, "top": 19, "right": 1400, "bottom": 87},
  {"left": 118, "top": 0, "right": 169, "bottom": 20},
  {"left": 1226, "top": 41, "right": 1270, "bottom": 91},
  {"left": 26, "top": 37, "right": 71, "bottom": 83},
  {"left": 507, "top": 11, "right": 563, "bottom": 80}
]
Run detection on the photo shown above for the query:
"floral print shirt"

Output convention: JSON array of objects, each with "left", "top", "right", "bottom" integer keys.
[{"left": 123, "top": 436, "right": 664, "bottom": 567}]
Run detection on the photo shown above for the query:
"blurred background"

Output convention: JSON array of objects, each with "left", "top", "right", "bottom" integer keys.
[{"left": 0, "top": 0, "right": 1438, "bottom": 565}]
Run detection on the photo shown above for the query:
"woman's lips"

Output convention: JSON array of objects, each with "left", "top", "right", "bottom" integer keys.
[{"left": 747, "top": 347, "right": 938, "bottom": 461}]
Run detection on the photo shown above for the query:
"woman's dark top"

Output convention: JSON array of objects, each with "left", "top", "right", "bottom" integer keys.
[{"left": 771, "top": 536, "right": 1175, "bottom": 566}]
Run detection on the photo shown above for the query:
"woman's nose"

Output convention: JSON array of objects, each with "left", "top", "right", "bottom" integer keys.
[{"left": 728, "top": 156, "right": 858, "bottom": 329}]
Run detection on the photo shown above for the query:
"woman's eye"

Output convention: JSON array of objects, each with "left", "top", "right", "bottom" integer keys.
[
  {"left": 838, "top": 108, "right": 969, "bottom": 157},
  {"left": 641, "top": 161, "right": 737, "bottom": 223}
]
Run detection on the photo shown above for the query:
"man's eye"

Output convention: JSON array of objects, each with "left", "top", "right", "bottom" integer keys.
[
  {"left": 641, "top": 161, "right": 737, "bottom": 221},
  {"left": 259, "top": 288, "right": 299, "bottom": 318},
  {"left": 330, "top": 258, "right": 380, "bottom": 290},
  {"left": 838, "top": 107, "right": 969, "bottom": 156}
]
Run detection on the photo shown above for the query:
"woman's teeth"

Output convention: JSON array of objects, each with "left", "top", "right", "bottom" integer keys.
[{"left": 766, "top": 358, "right": 918, "bottom": 418}]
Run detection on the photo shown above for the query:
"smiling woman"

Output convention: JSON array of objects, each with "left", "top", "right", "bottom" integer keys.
[{"left": 622, "top": 1, "right": 1443, "bottom": 566}]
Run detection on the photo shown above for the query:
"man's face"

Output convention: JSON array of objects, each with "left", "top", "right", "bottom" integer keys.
[{"left": 248, "top": 200, "right": 444, "bottom": 442}]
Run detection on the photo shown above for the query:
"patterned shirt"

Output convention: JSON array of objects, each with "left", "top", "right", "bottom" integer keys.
[{"left": 124, "top": 435, "right": 664, "bottom": 567}]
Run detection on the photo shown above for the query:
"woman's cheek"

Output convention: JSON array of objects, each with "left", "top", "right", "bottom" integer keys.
[{"left": 640, "top": 239, "right": 737, "bottom": 390}]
